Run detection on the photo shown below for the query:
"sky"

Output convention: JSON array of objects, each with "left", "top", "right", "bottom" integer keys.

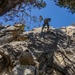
[
  {"left": 31, "top": 0, "right": 75, "bottom": 28},
  {"left": 0, "top": 0, "right": 75, "bottom": 30}
]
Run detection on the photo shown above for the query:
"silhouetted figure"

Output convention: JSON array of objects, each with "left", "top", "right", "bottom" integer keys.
[{"left": 41, "top": 18, "right": 51, "bottom": 32}]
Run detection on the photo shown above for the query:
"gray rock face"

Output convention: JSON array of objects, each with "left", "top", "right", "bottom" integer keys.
[
  {"left": 9, "top": 65, "right": 38, "bottom": 75},
  {"left": 0, "top": 26, "right": 75, "bottom": 75}
]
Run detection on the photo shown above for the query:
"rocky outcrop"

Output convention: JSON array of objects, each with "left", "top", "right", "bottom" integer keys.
[{"left": 0, "top": 25, "right": 75, "bottom": 75}]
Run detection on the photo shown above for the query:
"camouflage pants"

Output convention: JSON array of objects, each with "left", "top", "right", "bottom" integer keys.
[{"left": 42, "top": 23, "right": 49, "bottom": 32}]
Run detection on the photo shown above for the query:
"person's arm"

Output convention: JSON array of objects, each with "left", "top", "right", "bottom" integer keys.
[{"left": 48, "top": 18, "right": 51, "bottom": 22}]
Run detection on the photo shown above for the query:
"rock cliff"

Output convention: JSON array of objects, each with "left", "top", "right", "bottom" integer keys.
[{"left": 0, "top": 25, "right": 75, "bottom": 75}]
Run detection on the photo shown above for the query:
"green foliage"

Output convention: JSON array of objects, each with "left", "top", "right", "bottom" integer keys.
[
  {"left": 54, "top": 0, "right": 75, "bottom": 14},
  {"left": 1, "top": 0, "right": 75, "bottom": 30},
  {"left": 0, "top": 0, "right": 46, "bottom": 30}
]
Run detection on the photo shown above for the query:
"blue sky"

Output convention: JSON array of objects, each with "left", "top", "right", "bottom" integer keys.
[
  {"left": 0, "top": 0, "right": 75, "bottom": 30},
  {"left": 31, "top": 0, "right": 75, "bottom": 28}
]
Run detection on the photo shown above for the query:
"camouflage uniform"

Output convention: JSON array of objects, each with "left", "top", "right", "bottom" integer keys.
[{"left": 42, "top": 18, "right": 51, "bottom": 32}]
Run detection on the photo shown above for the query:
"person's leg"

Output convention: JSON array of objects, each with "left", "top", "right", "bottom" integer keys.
[
  {"left": 41, "top": 24, "right": 45, "bottom": 32},
  {"left": 47, "top": 23, "right": 49, "bottom": 32}
]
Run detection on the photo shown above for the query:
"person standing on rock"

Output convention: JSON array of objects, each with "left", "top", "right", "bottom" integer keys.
[{"left": 41, "top": 18, "right": 51, "bottom": 33}]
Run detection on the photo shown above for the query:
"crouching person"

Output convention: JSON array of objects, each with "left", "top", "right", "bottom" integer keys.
[{"left": 41, "top": 18, "right": 51, "bottom": 33}]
